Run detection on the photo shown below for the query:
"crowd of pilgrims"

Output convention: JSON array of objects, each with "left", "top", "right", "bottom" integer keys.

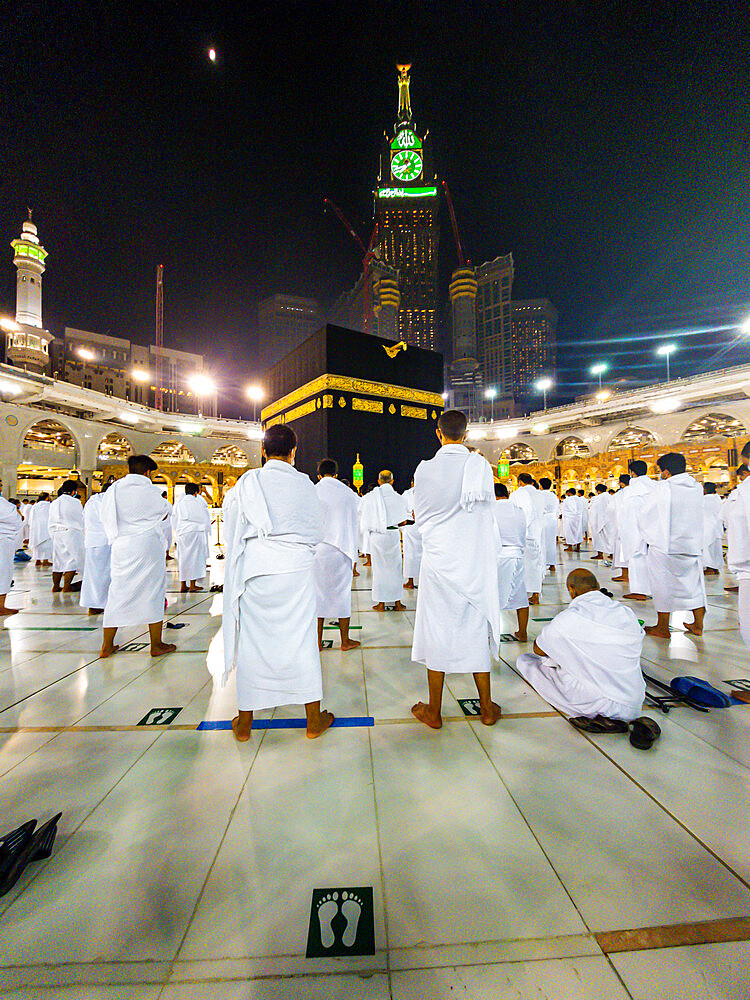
[{"left": 1, "top": 408, "right": 749, "bottom": 743}]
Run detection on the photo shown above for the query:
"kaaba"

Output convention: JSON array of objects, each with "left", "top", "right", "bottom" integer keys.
[{"left": 261, "top": 325, "right": 444, "bottom": 488}]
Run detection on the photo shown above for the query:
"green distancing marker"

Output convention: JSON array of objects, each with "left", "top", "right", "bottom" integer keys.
[
  {"left": 323, "top": 625, "right": 363, "bottom": 630},
  {"left": 533, "top": 617, "right": 553, "bottom": 622}
]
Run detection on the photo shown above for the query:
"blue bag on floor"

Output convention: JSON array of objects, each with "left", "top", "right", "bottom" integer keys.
[{"left": 14, "top": 550, "right": 31, "bottom": 562}]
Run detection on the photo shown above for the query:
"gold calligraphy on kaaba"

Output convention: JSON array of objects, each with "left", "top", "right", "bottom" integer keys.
[
  {"left": 352, "top": 398, "right": 384, "bottom": 413},
  {"left": 261, "top": 373, "right": 444, "bottom": 422},
  {"left": 401, "top": 405, "right": 427, "bottom": 420}
]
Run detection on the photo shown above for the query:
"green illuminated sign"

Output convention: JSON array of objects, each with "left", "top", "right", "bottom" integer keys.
[
  {"left": 377, "top": 186, "right": 438, "bottom": 199},
  {"left": 391, "top": 149, "right": 423, "bottom": 182},
  {"left": 391, "top": 129, "right": 422, "bottom": 151},
  {"left": 14, "top": 244, "right": 47, "bottom": 263},
  {"left": 353, "top": 454, "right": 364, "bottom": 487},
  {"left": 498, "top": 460, "right": 510, "bottom": 479}
]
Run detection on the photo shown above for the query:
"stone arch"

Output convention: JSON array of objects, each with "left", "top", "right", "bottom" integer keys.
[
  {"left": 607, "top": 426, "right": 658, "bottom": 451},
  {"left": 151, "top": 440, "right": 196, "bottom": 464},
  {"left": 21, "top": 417, "right": 80, "bottom": 467},
  {"left": 555, "top": 435, "right": 591, "bottom": 458},
  {"left": 507, "top": 442, "right": 537, "bottom": 463},
  {"left": 97, "top": 431, "right": 133, "bottom": 463},
  {"left": 211, "top": 444, "right": 249, "bottom": 467},
  {"left": 680, "top": 412, "right": 747, "bottom": 442}
]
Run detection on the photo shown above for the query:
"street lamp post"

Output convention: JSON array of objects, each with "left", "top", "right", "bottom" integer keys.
[
  {"left": 534, "top": 376, "right": 553, "bottom": 412},
  {"left": 590, "top": 362, "right": 608, "bottom": 390},
  {"left": 245, "top": 384, "right": 265, "bottom": 422},
  {"left": 484, "top": 386, "right": 497, "bottom": 422},
  {"left": 188, "top": 373, "right": 216, "bottom": 419},
  {"left": 656, "top": 343, "right": 677, "bottom": 384}
]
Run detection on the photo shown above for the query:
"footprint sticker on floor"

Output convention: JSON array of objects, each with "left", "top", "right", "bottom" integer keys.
[
  {"left": 306, "top": 886, "right": 375, "bottom": 957},
  {"left": 316, "top": 892, "right": 339, "bottom": 949},
  {"left": 340, "top": 891, "right": 362, "bottom": 947}
]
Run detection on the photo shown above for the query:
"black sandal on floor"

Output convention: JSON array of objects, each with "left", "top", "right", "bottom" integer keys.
[
  {"left": 629, "top": 717, "right": 662, "bottom": 749},
  {"left": 569, "top": 715, "right": 629, "bottom": 734}
]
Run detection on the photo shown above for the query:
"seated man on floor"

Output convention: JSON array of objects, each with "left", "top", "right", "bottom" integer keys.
[{"left": 516, "top": 568, "right": 646, "bottom": 727}]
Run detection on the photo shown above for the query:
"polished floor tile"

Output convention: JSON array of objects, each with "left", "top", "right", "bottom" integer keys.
[{"left": 611, "top": 940, "right": 750, "bottom": 999}]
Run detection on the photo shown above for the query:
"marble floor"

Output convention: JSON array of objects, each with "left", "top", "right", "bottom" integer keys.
[{"left": 1, "top": 546, "right": 750, "bottom": 998}]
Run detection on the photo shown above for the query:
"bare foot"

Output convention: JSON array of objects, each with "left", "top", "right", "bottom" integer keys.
[
  {"left": 403, "top": 580, "right": 415, "bottom": 590},
  {"left": 180, "top": 584, "right": 188, "bottom": 593},
  {"left": 549, "top": 565, "right": 556, "bottom": 572},
  {"left": 623, "top": 593, "right": 648, "bottom": 601},
  {"left": 189, "top": 586, "right": 204, "bottom": 592},
  {"left": 394, "top": 601, "right": 407, "bottom": 611},
  {"left": 725, "top": 585, "right": 739, "bottom": 592},
  {"left": 684, "top": 621, "right": 703, "bottom": 636},
  {"left": 644, "top": 625, "right": 670, "bottom": 638},
  {"left": 306, "top": 710, "right": 335, "bottom": 739},
  {"left": 514, "top": 630, "right": 528, "bottom": 642},
  {"left": 372, "top": 602, "right": 385, "bottom": 612},
  {"left": 341, "top": 638, "right": 361, "bottom": 651},
  {"left": 51, "top": 586, "right": 61, "bottom": 593},
  {"left": 591, "top": 554, "right": 604, "bottom": 560},
  {"left": 529, "top": 594, "right": 540, "bottom": 605},
  {"left": 704, "top": 568, "right": 719, "bottom": 576},
  {"left": 411, "top": 702, "right": 442, "bottom": 729},
  {"left": 480, "top": 701, "right": 503, "bottom": 726},
  {"left": 99, "top": 644, "right": 120, "bottom": 659},
  {"left": 231, "top": 715, "right": 252, "bottom": 742},
  {"left": 150, "top": 642, "right": 177, "bottom": 657},
  {"left": 353, "top": 568, "right": 360, "bottom": 577},
  {"left": 612, "top": 575, "right": 627, "bottom": 582},
  {"left": 0, "top": 607, "right": 19, "bottom": 616}
]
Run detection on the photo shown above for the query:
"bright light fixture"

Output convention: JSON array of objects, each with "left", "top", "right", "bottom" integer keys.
[
  {"left": 484, "top": 387, "right": 497, "bottom": 399},
  {"left": 179, "top": 422, "right": 203, "bottom": 434},
  {"left": 656, "top": 343, "right": 677, "bottom": 357},
  {"left": 650, "top": 397, "right": 682, "bottom": 413},
  {"left": 590, "top": 363, "right": 608, "bottom": 376},
  {"left": 441, "top": 391, "right": 449, "bottom": 401},
  {"left": 246, "top": 426, "right": 264, "bottom": 440},
  {"left": 595, "top": 390, "right": 611, "bottom": 401},
  {"left": 208, "top": 47, "right": 217, "bottom": 62},
  {"left": 740, "top": 315, "right": 750, "bottom": 337},
  {"left": 467, "top": 428, "right": 486, "bottom": 440},
  {"left": 530, "top": 422, "right": 550, "bottom": 434},
  {"left": 493, "top": 426, "right": 519, "bottom": 439},
  {"left": 0, "top": 317, "right": 19, "bottom": 332},
  {"left": 77, "top": 347, "right": 95, "bottom": 361},
  {"left": 188, "top": 373, "right": 216, "bottom": 396},
  {"left": 131, "top": 368, "right": 150, "bottom": 383},
  {"left": 535, "top": 377, "right": 553, "bottom": 392},
  {"left": 245, "top": 384, "right": 264, "bottom": 401},
  {"left": 119, "top": 412, "right": 139, "bottom": 424},
  {"left": 0, "top": 379, "right": 22, "bottom": 396}
]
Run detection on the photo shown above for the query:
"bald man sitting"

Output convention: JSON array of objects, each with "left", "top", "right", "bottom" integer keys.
[{"left": 516, "top": 568, "right": 646, "bottom": 725}]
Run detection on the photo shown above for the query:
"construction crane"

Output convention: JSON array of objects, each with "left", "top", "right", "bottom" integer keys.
[
  {"left": 442, "top": 180, "right": 470, "bottom": 268},
  {"left": 155, "top": 264, "right": 164, "bottom": 411},
  {"left": 324, "top": 199, "right": 379, "bottom": 333}
]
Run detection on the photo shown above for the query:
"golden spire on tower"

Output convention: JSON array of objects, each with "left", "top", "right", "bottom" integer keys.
[{"left": 396, "top": 63, "right": 412, "bottom": 124}]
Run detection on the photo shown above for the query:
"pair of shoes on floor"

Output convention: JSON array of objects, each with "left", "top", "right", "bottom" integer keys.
[
  {"left": 209, "top": 584, "right": 223, "bottom": 593},
  {"left": 569, "top": 715, "right": 661, "bottom": 749},
  {"left": 0, "top": 813, "right": 62, "bottom": 897}
]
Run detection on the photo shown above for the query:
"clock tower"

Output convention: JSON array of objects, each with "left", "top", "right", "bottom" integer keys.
[{"left": 375, "top": 64, "right": 440, "bottom": 352}]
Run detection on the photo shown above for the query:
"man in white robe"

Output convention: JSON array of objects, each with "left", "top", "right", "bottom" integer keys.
[
  {"left": 702, "top": 482, "right": 724, "bottom": 574},
  {"left": 510, "top": 472, "right": 546, "bottom": 604},
  {"left": 172, "top": 483, "right": 212, "bottom": 591},
  {"left": 48, "top": 481, "right": 85, "bottom": 593},
  {"left": 611, "top": 475, "right": 631, "bottom": 582},
  {"left": 314, "top": 458, "right": 360, "bottom": 651},
  {"left": 588, "top": 485, "right": 612, "bottom": 559},
  {"left": 19, "top": 500, "right": 32, "bottom": 545},
  {"left": 538, "top": 477, "right": 559, "bottom": 572},
  {"left": 617, "top": 460, "right": 657, "bottom": 601},
  {"left": 401, "top": 480, "right": 423, "bottom": 588},
  {"left": 638, "top": 452, "right": 706, "bottom": 637},
  {"left": 516, "top": 568, "right": 645, "bottom": 721},
  {"left": 561, "top": 489, "right": 584, "bottom": 551},
  {"left": 29, "top": 493, "right": 52, "bottom": 566},
  {"left": 359, "top": 470, "right": 408, "bottom": 611},
  {"left": 724, "top": 465, "right": 750, "bottom": 594},
  {"left": 577, "top": 490, "right": 589, "bottom": 540},
  {"left": 99, "top": 455, "right": 175, "bottom": 659},
  {"left": 160, "top": 491, "right": 173, "bottom": 560},
  {"left": 726, "top": 443, "right": 750, "bottom": 648},
  {"left": 494, "top": 483, "right": 530, "bottom": 641},
  {"left": 223, "top": 424, "right": 333, "bottom": 741},
  {"left": 80, "top": 482, "right": 112, "bottom": 614},
  {"left": 0, "top": 496, "right": 22, "bottom": 615},
  {"left": 411, "top": 410, "right": 502, "bottom": 729}
]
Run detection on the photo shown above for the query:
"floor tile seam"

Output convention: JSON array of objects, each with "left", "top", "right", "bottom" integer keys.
[
  {"left": 164, "top": 726, "right": 270, "bottom": 977},
  {"left": 0, "top": 726, "right": 163, "bottom": 920},
  {"left": 602, "top": 955, "right": 637, "bottom": 1000},
  {"left": 0, "top": 647, "right": 113, "bottom": 715},
  {"left": 649, "top": 703, "right": 750, "bottom": 773},
  {"left": 366, "top": 727, "right": 391, "bottom": 979},
  {"left": 578, "top": 728, "right": 750, "bottom": 891},
  {"left": 0, "top": 727, "right": 67, "bottom": 779},
  {"left": 463, "top": 706, "right": 602, "bottom": 948}
]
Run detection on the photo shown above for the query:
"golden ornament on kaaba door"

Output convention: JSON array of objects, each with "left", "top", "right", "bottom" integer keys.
[
  {"left": 389, "top": 403, "right": 396, "bottom": 414},
  {"left": 338, "top": 397, "right": 346, "bottom": 407}
]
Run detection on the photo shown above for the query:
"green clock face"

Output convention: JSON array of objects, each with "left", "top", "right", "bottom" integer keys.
[{"left": 391, "top": 149, "right": 423, "bottom": 182}]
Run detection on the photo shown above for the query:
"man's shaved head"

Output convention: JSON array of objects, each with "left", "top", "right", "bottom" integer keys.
[
  {"left": 378, "top": 469, "right": 393, "bottom": 484},
  {"left": 567, "top": 568, "right": 600, "bottom": 596}
]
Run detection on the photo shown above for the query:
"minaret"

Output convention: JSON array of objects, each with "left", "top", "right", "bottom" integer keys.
[{"left": 6, "top": 211, "right": 53, "bottom": 372}]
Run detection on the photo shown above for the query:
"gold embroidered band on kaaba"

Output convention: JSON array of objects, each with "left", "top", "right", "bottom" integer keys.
[{"left": 261, "top": 374, "right": 445, "bottom": 424}]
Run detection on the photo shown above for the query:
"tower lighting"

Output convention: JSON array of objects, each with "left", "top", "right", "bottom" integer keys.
[
  {"left": 76, "top": 347, "right": 95, "bottom": 362},
  {"left": 0, "top": 317, "right": 19, "bottom": 332},
  {"left": 590, "top": 361, "right": 608, "bottom": 390},
  {"left": 534, "top": 376, "right": 553, "bottom": 412},
  {"left": 188, "top": 373, "right": 216, "bottom": 418},
  {"left": 484, "top": 385, "right": 497, "bottom": 421},
  {"left": 245, "top": 383, "right": 265, "bottom": 421},
  {"left": 656, "top": 343, "right": 677, "bottom": 383}
]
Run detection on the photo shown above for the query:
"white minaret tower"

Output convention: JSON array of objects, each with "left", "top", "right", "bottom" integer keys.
[{"left": 6, "top": 210, "right": 54, "bottom": 372}]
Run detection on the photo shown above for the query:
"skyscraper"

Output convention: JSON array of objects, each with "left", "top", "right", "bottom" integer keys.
[
  {"left": 510, "top": 299, "right": 557, "bottom": 398},
  {"left": 375, "top": 64, "right": 440, "bottom": 352},
  {"left": 474, "top": 254, "right": 514, "bottom": 397},
  {"left": 257, "top": 294, "right": 322, "bottom": 368}
]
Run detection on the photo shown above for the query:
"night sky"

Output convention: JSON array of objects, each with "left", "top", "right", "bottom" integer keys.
[{"left": 1, "top": 2, "right": 749, "bottom": 415}]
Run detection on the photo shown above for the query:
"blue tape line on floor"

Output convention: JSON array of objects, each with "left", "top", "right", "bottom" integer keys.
[{"left": 197, "top": 716, "right": 375, "bottom": 731}]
